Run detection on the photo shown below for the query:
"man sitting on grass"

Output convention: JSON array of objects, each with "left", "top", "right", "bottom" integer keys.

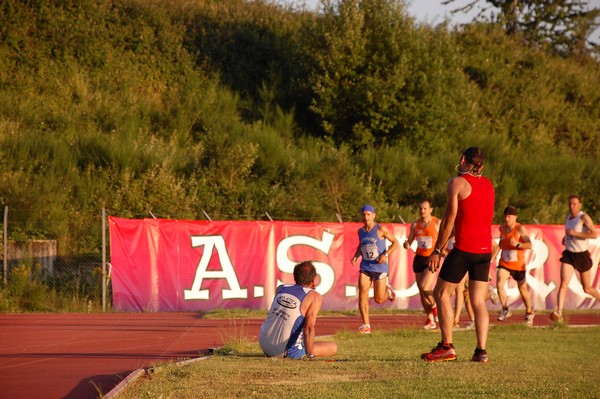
[{"left": 259, "top": 261, "right": 338, "bottom": 360}]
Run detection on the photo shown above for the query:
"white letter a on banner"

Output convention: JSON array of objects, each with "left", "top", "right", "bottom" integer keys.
[{"left": 184, "top": 235, "right": 248, "bottom": 300}]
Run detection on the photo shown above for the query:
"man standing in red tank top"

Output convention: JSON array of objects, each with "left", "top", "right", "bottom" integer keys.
[{"left": 421, "top": 147, "right": 495, "bottom": 363}]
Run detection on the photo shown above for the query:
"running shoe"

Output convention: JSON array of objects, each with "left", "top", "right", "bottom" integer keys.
[
  {"left": 550, "top": 311, "right": 563, "bottom": 323},
  {"left": 471, "top": 348, "right": 489, "bottom": 363},
  {"left": 421, "top": 341, "right": 445, "bottom": 359},
  {"left": 423, "top": 319, "right": 437, "bottom": 330},
  {"left": 358, "top": 324, "right": 371, "bottom": 334},
  {"left": 386, "top": 285, "right": 396, "bottom": 302},
  {"left": 464, "top": 320, "right": 475, "bottom": 330},
  {"left": 488, "top": 285, "right": 499, "bottom": 305},
  {"left": 498, "top": 307, "right": 512, "bottom": 321},
  {"left": 524, "top": 310, "right": 535, "bottom": 326},
  {"left": 422, "top": 342, "right": 457, "bottom": 362}
]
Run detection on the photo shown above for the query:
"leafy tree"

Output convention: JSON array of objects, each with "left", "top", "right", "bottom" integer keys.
[
  {"left": 443, "top": 0, "right": 600, "bottom": 56},
  {"left": 1, "top": 0, "right": 600, "bottom": 259},
  {"left": 302, "top": 0, "right": 481, "bottom": 154}
]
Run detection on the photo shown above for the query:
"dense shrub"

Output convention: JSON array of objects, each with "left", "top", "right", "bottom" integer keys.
[{"left": 0, "top": 0, "right": 598, "bottom": 261}]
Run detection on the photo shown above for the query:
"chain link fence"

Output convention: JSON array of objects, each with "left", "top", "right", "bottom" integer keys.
[{"left": 0, "top": 206, "right": 109, "bottom": 312}]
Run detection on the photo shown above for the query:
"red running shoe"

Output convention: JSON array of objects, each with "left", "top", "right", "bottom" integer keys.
[
  {"left": 386, "top": 285, "right": 396, "bottom": 302},
  {"left": 422, "top": 342, "right": 457, "bottom": 362},
  {"left": 423, "top": 319, "right": 437, "bottom": 330}
]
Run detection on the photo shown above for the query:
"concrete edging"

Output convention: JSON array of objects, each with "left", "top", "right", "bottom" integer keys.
[{"left": 103, "top": 355, "right": 212, "bottom": 398}]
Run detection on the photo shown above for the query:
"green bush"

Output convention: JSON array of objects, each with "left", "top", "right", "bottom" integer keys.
[{"left": 0, "top": 0, "right": 599, "bottom": 271}]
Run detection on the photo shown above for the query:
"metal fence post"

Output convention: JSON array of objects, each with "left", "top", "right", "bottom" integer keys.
[
  {"left": 3, "top": 205, "right": 7, "bottom": 285},
  {"left": 102, "top": 207, "right": 106, "bottom": 311}
]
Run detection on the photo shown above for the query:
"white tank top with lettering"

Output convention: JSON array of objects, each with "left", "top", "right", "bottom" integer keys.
[{"left": 565, "top": 211, "right": 589, "bottom": 253}]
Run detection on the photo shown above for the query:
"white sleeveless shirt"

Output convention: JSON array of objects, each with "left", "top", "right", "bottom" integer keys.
[
  {"left": 565, "top": 211, "right": 589, "bottom": 253},
  {"left": 259, "top": 284, "right": 310, "bottom": 357}
]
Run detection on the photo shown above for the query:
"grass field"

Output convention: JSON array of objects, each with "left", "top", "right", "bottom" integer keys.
[{"left": 117, "top": 323, "right": 600, "bottom": 399}]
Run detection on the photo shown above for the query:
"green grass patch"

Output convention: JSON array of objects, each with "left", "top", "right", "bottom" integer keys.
[{"left": 116, "top": 324, "right": 600, "bottom": 399}]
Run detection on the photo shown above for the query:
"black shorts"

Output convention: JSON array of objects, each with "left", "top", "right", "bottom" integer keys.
[
  {"left": 439, "top": 247, "right": 492, "bottom": 284},
  {"left": 412, "top": 254, "right": 429, "bottom": 273},
  {"left": 560, "top": 250, "right": 593, "bottom": 273},
  {"left": 360, "top": 270, "right": 388, "bottom": 281},
  {"left": 497, "top": 266, "right": 526, "bottom": 282}
]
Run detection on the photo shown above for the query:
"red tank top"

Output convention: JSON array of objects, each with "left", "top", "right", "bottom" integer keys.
[{"left": 454, "top": 174, "right": 494, "bottom": 254}]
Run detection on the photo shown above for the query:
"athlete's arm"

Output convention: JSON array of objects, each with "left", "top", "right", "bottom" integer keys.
[
  {"left": 428, "top": 177, "right": 462, "bottom": 272},
  {"left": 350, "top": 241, "right": 362, "bottom": 266},
  {"left": 404, "top": 221, "right": 417, "bottom": 249},
  {"left": 435, "top": 177, "right": 462, "bottom": 252},
  {"left": 302, "top": 291, "right": 322, "bottom": 357},
  {"left": 578, "top": 214, "right": 598, "bottom": 239},
  {"left": 516, "top": 225, "right": 532, "bottom": 249},
  {"left": 378, "top": 225, "right": 399, "bottom": 263},
  {"left": 491, "top": 240, "right": 500, "bottom": 260}
]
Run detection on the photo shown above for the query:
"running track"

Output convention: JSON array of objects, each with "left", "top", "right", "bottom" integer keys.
[{"left": 1, "top": 312, "right": 599, "bottom": 399}]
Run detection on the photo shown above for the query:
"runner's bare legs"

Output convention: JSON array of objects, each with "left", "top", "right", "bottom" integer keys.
[{"left": 469, "top": 279, "right": 489, "bottom": 350}]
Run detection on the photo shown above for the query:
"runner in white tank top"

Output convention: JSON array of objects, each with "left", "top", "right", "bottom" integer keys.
[
  {"left": 259, "top": 261, "right": 337, "bottom": 360},
  {"left": 552, "top": 195, "right": 599, "bottom": 323}
]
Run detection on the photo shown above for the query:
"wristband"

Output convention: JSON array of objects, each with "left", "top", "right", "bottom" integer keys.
[{"left": 433, "top": 248, "right": 442, "bottom": 256}]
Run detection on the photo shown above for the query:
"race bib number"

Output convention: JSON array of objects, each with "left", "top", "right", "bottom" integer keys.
[
  {"left": 361, "top": 244, "right": 380, "bottom": 260},
  {"left": 416, "top": 236, "right": 433, "bottom": 249},
  {"left": 502, "top": 250, "right": 518, "bottom": 263}
]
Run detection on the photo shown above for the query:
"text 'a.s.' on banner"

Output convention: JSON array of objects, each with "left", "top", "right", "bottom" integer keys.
[{"left": 109, "top": 217, "right": 600, "bottom": 312}]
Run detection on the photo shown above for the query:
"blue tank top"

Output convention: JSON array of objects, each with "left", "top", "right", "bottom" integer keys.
[
  {"left": 358, "top": 224, "right": 388, "bottom": 273},
  {"left": 259, "top": 284, "right": 310, "bottom": 358}
]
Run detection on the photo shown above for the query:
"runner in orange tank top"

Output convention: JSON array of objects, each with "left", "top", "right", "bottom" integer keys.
[
  {"left": 404, "top": 199, "right": 440, "bottom": 330},
  {"left": 491, "top": 206, "right": 534, "bottom": 325}
]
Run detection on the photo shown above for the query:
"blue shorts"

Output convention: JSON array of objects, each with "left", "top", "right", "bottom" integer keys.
[
  {"left": 360, "top": 270, "right": 388, "bottom": 281},
  {"left": 285, "top": 345, "right": 306, "bottom": 359}
]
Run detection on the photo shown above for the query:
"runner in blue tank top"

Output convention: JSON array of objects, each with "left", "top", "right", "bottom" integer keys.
[
  {"left": 358, "top": 224, "right": 389, "bottom": 274},
  {"left": 351, "top": 205, "right": 399, "bottom": 334}
]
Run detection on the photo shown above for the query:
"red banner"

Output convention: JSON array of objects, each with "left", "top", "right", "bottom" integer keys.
[{"left": 109, "top": 217, "right": 600, "bottom": 312}]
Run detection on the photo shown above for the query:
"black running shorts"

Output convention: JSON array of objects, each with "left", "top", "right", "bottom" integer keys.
[
  {"left": 497, "top": 266, "right": 526, "bottom": 282},
  {"left": 560, "top": 250, "right": 593, "bottom": 273},
  {"left": 439, "top": 247, "right": 492, "bottom": 284},
  {"left": 412, "top": 254, "right": 429, "bottom": 273}
]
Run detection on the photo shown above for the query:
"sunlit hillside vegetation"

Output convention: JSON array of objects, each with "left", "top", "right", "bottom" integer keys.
[{"left": 1, "top": 0, "right": 599, "bottom": 254}]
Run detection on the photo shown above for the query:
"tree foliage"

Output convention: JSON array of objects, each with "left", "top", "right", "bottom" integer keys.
[
  {"left": 0, "top": 0, "right": 599, "bottom": 255},
  {"left": 443, "top": 0, "right": 600, "bottom": 56}
]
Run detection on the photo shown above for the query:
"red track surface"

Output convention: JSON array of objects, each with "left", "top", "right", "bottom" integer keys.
[{"left": 1, "top": 312, "right": 599, "bottom": 399}]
